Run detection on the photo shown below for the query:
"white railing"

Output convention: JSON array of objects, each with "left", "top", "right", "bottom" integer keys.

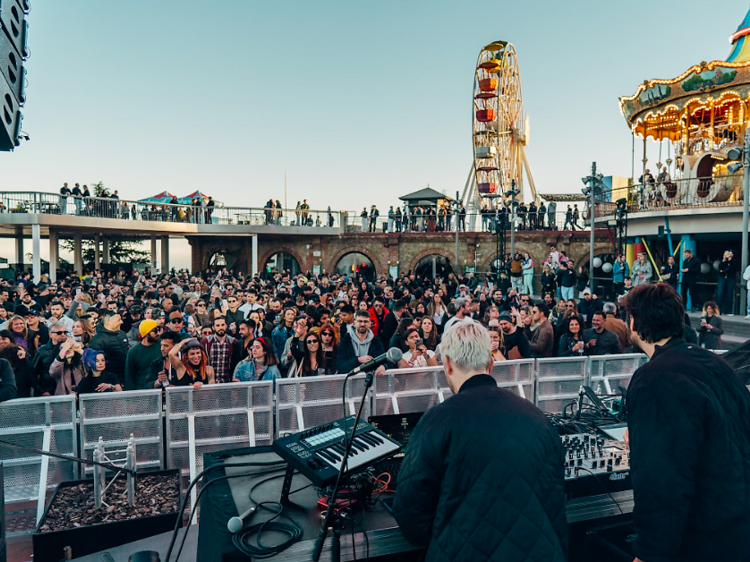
[{"left": 1, "top": 353, "right": 660, "bottom": 531}]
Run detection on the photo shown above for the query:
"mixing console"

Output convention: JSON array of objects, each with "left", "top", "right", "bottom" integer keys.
[{"left": 561, "top": 432, "right": 631, "bottom": 498}]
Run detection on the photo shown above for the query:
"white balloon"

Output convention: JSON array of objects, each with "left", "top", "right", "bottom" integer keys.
[
  {"left": 701, "top": 263, "right": 711, "bottom": 275},
  {"left": 601, "top": 262, "right": 613, "bottom": 273},
  {"left": 592, "top": 257, "right": 603, "bottom": 268},
  {"left": 712, "top": 260, "right": 721, "bottom": 271}
]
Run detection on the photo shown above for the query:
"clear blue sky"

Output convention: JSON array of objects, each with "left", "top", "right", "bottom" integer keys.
[{"left": 0, "top": 1, "right": 744, "bottom": 266}]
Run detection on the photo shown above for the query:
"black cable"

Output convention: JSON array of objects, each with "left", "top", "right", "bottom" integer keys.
[
  {"left": 174, "top": 467, "right": 285, "bottom": 562},
  {"left": 574, "top": 466, "right": 628, "bottom": 519},
  {"left": 163, "top": 460, "right": 285, "bottom": 562}
]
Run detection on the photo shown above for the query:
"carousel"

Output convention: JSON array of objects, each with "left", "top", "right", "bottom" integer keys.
[{"left": 618, "top": 5, "right": 750, "bottom": 206}]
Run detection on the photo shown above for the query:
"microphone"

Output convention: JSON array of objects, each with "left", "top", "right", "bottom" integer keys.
[
  {"left": 350, "top": 347, "right": 403, "bottom": 375},
  {"left": 227, "top": 505, "right": 258, "bottom": 533}
]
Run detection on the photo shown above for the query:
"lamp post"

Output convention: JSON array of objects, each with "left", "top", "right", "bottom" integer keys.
[
  {"left": 727, "top": 130, "right": 750, "bottom": 315},
  {"left": 454, "top": 191, "right": 460, "bottom": 276},
  {"left": 582, "top": 162, "right": 603, "bottom": 292},
  {"left": 505, "top": 180, "right": 520, "bottom": 257}
]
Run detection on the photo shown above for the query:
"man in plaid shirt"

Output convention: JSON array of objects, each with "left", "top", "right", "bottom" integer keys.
[{"left": 200, "top": 316, "right": 241, "bottom": 383}]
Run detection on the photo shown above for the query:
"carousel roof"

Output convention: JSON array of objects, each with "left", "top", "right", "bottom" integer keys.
[{"left": 619, "top": 5, "right": 750, "bottom": 138}]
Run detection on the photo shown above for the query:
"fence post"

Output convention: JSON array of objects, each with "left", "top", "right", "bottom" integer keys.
[{"left": 35, "top": 426, "right": 51, "bottom": 524}]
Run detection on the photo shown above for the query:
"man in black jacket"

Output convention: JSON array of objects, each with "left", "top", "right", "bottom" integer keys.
[
  {"left": 33, "top": 321, "right": 69, "bottom": 395},
  {"left": 680, "top": 248, "right": 701, "bottom": 310},
  {"left": 335, "top": 310, "right": 386, "bottom": 375},
  {"left": 717, "top": 249, "right": 738, "bottom": 315},
  {"left": 89, "top": 310, "right": 130, "bottom": 386},
  {"left": 393, "top": 321, "right": 567, "bottom": 561},
  {"left": 625, "top": 283, "right": 750, "bottom": 562},
  {"left": 380, "top": 299, "right": 408, "bottom": 347},
  {"left": 582, "top": 311, "right": 621, "bottom": 355}
]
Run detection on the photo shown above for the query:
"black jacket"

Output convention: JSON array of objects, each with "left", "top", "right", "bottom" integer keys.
[
  {"left": 393, "top": 375, "right": 568, "bottom": 561},
  {"left": 380, "top": 311, "right": 400, "bottom": 347},
  {"left": 0, "top": 359, "right": 17, "bottom": 403},
  {"left": 89, "top": 325, "right": 130, "bottom": 382},
  {"left": 335, "top": 329, "right": 385, "bottom": 374},
  {"left": 627, "top": 338, "right": 750, "bottom": 562},
  {"left": 582, "top": 327, "right": 620, "bottom": 355},
  {"left": 682, "top": 256, "right": 700, "bottom": 282},
  {"left": 32, "top": 341, "right": 60, "bottom": 394}
]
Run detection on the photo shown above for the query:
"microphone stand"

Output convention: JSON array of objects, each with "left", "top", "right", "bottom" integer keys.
[{"left": 311, "top": 367, "right": 377, "bottom": 562}]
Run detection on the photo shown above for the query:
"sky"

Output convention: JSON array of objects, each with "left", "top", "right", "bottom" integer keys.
[{"left": 0, "top": 0, "right": 744, "bottom": 268}]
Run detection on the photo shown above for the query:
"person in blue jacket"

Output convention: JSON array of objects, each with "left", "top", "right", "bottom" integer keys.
[{"left": 234, "top": 337, "right": 281, "bottom": 382}]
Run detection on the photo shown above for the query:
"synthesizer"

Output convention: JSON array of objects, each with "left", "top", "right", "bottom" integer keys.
[
  {"left": 273, "top": 416, "right": 402, "bottom": 487},
  {"left": 561, "top": 433, "right": 631, "bottom": 498}
]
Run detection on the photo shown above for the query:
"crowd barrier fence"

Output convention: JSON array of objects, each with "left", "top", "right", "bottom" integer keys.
[{"left": 9, "top": 351, "right": 733, "bottom": 530}]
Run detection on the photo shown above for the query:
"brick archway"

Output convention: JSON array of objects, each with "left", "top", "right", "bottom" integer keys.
[
  {"left": 571, "top": 243, "right": 612, "bottom": 269},
  {"left": 259, "top": 246, "right": 306, "bottom": 273},
  {"left": 197, "top": 241, "right": 245, "bottom": 272},
  {"left": 327, "top": 247, "right": 384, "bottom": 277},
  {"left": 407, "top": 247, "right": 457, "bottom": 273}
]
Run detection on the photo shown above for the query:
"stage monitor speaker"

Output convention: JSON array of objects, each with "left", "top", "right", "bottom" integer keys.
[
  {"left": 0, "top": 0, "right": 28, "bottom": 152},
  {"left": 0, "top": 26, "right": 25, "bottom": 105},
  {"left": 1, "top": 463, "right": 6, "bottom": 562}
]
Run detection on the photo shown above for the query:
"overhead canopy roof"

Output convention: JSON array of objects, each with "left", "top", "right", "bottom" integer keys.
[
  {"left": 399, "top": 187, "right": 452, "bottom": 206},
  {"left": 538, "top": 193, "right": 586, "bottom": 202}
]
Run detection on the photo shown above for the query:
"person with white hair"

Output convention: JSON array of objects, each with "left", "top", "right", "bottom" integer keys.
[{"left": 392, "top": 321, "right": 568, "bottom": 562}]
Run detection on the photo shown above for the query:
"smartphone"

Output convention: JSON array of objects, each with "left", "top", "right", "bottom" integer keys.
[{"left": 76, "top": 288, "right": 82, "bottom": 296}]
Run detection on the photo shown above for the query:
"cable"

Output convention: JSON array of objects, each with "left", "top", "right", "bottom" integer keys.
[
  {"left": 0, "top": 437, "right": 135, "bottom": 475},
  {"left": 173, "top": 467, "right": 285, "bottom": 562},
  {"left": 163, "top": 460, "right": 285, "bottom": 562},
  {"left": 574, "top": 466, "right": 628, "bottom": 519}
]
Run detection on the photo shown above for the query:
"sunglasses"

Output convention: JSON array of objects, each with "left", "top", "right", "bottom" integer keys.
[
  {"left": 52, "top": 331, "right": 67, "bottom": 335},
  {"left": 197, "top": 303, "right": 206, "bottom": 306},
  {"left": 321, "top": 332, "right": 333, "bottom": 337},
  {"left": 202, "top": 331, "right": 212, "bottom": 336},
  {"left": 305, "top": 339, "right": 319, "bottom": 344},
  {"left": 170, "top": 318, "right": 184, "bottom": 324}
]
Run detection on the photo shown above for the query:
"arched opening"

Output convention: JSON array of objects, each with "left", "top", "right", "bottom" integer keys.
[
  {"left": 414, "top": 255, "right": 453, "bottom": 281},
  {"left": 581, "top": 252, "right": 615, "bottom": 297},
  {"left": 264, "top": 251, "right": 301, "bottom": 277},
  {"left": 209, "top": 250, "right": 239, "bottom": 270},
  {"left": 335, "top": 252, "right": 376, "bottom": 282}
]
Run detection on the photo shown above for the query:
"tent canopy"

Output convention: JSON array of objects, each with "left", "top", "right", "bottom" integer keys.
[
  {"left": 139, "top": 191, "right": 177, "bottom": 204},
  {"left": 178, "top": 190, "right": 211, "bottom": 205}
]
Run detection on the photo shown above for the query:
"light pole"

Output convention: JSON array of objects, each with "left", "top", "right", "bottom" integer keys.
[
  {"left": 454, "top": 191, "right": 460, "bottom": 276},
  {"left": 505, "top": 180, "right": 520, "bottom": 256},
  {"left": 582, "top": 162, "right": 603, "bottom": 292},
  {"left": 727, "top": 130, "right": 750, "bottom": 315}
]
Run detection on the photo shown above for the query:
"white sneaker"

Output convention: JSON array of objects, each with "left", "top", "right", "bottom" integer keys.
[{"left": 745, "top": 315, "right": 750, "bottom": 319}]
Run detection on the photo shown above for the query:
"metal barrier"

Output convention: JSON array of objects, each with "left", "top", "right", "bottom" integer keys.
[
  {"left": 276, "top": 374, "right": 369, "bottom": 437},
  {"left": 374, "top": 367, "right": 442, "bottom": 415},
  {"left": 588, "top": 354, "right": 648, "bottom": 395},
  {"left": 0, "top": 396, "right": 77, "bottom": 523},
  {"left": 166, "top": 382, "right": 273, "bottom": 476},
  {"left": 436, "top": 360, "right": 536, "bottom": 402},
  {"left": 535, "top": 356, "right": 588, "bottom": 414},
  {"left": 79, "top": 390, "right": 164, "bottom": 476}
]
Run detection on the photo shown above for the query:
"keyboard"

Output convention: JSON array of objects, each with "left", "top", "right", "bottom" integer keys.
[{"left": 272, "top": 416, "right": 402, "bottom": 487}]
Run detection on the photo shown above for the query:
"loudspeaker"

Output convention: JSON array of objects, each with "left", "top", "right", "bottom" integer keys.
[
  {"left": 1, "top": 463, "right": 6, "bottom": 562},
  {"left": 0, "top": 0, "right": 28, "bottom": 152}
]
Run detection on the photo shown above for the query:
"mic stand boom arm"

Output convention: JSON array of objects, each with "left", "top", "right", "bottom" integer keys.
[{"left": 311, "top": 367, "right": 377, "bottom": 562}]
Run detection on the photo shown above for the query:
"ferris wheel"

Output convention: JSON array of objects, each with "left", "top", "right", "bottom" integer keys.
[{"left": 467, "top": 41, "right": 537, "bottom": 208}]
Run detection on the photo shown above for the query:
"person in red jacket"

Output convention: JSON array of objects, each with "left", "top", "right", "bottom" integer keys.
[{"left": 368, "top": 296, "right": 389, "bottom": 337}]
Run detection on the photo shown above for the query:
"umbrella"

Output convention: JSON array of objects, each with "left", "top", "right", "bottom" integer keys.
[{"left": 178, "top": 190, "right": 211, "bottom": 205}]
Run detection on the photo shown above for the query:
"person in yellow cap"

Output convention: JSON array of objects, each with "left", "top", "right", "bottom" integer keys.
[{"left": 123, "top": 319, "right": 161, "bottom": 390}]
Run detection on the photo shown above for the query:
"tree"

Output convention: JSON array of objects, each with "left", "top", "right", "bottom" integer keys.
[{"left": 59, "top": 239, "right": 150, "bottom": 265}]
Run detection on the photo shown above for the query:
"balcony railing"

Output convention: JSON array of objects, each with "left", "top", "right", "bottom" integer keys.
[
  {"left": 0, "top": 191, "right": 343, "bottom": 228},
  {"left": 595, "top": 174, "right": 745, "bottom": 217}
]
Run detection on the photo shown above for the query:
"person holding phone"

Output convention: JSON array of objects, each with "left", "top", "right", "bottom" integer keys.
[{"left": 398, "top": 328, "right": 438, "bottom": 368}]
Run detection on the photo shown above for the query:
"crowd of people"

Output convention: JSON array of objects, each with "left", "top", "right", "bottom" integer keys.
[
  {"left": 57, "top": 183, "right": 217, "bottom": 223},
  {"left": 360, "top": 201, "right": 585, "bottom": 233},
  {"left": 0, "top": 240, "right": 727, "bottom": 403}
]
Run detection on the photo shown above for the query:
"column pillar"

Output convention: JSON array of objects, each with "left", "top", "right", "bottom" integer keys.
[
  {"left": 251, "top": 235, "right": 258, "bottom": 277},
  {"left": 150, "top": 235, "right": 157, "bottom": 273},
  {"left": 48, "top": 231, "right": 58, "bottom": 283},
  {"left": 32, "top": 223, "right": 41, "bottom": 282},
  {"left": 160, "top": 236, "right": 169, "bottom": 273},
  {"left": 94, "top": 234, "right": 101, "bottom": 270},
  {"left": 102, "top": 237, "right": 110, "bottom": 264},
  {"left": 14, "top": 227, "right": 23, "bottom": 268},
  {"left": 73, "top": 234, "right": 83, "bottom": 276}
]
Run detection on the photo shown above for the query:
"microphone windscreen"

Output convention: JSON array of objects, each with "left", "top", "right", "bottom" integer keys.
[
  {"left": 386, "top": 347, "right": 403, "bottom": 363},
  {"left": 227, "top": 516, "right": 244, "bottom": 533}
]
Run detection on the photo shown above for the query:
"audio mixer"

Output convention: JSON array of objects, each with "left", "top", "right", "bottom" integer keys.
[{"left": 561, "top": 433, "right": 631, "bottom": 498}]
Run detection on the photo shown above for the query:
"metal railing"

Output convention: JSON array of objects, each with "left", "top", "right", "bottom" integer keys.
[
  {"left": 595, "top": 174, "right": 744, "bottom": 217},
  {"left": 2, "top": 352, "right": 669, "bottom": 532},
  {"left": 0, "top": 191, "right": 343, "bottom": 228},
  {"left": 344, "top": 209, "right": 590, "bottom": 234}
]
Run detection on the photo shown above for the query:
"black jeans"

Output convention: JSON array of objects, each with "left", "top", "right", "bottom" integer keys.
[{"left": 681, "top": 278, "right": 698, "bottom": 309}]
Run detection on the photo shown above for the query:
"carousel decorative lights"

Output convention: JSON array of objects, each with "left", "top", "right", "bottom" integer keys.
[{"left": 619, "top": 5, "right": 750, "bottom": 205}]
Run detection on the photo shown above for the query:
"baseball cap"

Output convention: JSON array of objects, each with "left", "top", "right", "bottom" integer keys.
[{"left": 139, "top": 319, "right": 159, "bottom": 337}]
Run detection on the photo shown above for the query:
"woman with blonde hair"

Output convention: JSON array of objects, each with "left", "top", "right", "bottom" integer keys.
[
  {"left": 73, "top": 314, "right": 96, "bottom": 346},
  {"left": 488, "top": 326, "right": 507, "bottom": 361}
]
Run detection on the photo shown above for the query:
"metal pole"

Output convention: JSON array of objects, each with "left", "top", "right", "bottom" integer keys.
[
  {"left": 590, "top": 162, "right": 596, "bottom": 292},
  {"left": 740, "top": 130, "right": 750, "bottom": 315},
  {"left": 455, "top": 191, "right": 459, "bottom": 275}
]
